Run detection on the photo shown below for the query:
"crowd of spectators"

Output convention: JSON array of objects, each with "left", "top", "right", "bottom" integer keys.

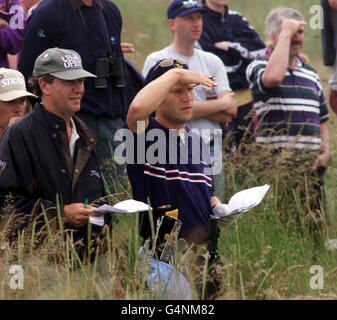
[{"left": 0, "top": 0, "right": 335, "bottom": 255}]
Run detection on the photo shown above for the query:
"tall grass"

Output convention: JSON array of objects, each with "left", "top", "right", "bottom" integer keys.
[{"left": 1, "top": 0, "right": 337, "bottom": 300}]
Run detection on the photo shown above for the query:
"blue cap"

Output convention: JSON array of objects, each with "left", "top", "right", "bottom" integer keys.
[
  {"left": 144, "top": 58, "right": 189, "bottom": 85},
  {"left": 167, "top": 0, "right": 205, "bottom": 19}
]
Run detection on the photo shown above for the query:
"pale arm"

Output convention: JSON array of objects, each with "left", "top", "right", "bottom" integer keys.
[
  {"left": 127, "top": 68, "right": 217, "bottom": 132},
  {"left": 215, "top": 41, "right": 229, "bottom": 51},
  {"left": 262, "top": 19, "right": 306, "bottom": 88},
  {"left": 192, "top": 90, "right": 238, "bottom": 122}
]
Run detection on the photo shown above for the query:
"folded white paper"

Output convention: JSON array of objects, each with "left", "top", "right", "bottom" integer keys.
[
  {"left": 211, "top": 184, "right": 270, "bottom": 229},
  {"left": 89, "top": 215, "right": 105, "bottom": 227},
  {"left": 226, "top": 184, "right": 270, "bottom": 215},
  {"left": 93, "top": 199, "right": 151, "bottom": 214}
]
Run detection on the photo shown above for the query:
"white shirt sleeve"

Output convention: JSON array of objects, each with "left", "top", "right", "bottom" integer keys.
[{"left": 211, "top": 54, "right": 232, "bottom": 94}]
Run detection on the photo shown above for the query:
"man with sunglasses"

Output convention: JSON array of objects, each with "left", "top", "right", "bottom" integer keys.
[
  {"left": 142, "top": 0, "right": 238, "bottom": 201},
  {"left": 127, "top": 58, "right": 222, "bottom": 245}
]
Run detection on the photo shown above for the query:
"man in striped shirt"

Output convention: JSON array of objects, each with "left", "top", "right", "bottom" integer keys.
[{"left": 246, "top": 8, "right": 330, "bottom": 238}]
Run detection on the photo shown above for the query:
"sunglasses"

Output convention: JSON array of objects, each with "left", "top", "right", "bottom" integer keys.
[
  {"left": 181, "top": 0, "right": 204, "bottom": 9},
  {"left": 148, "top": 57, "right": 188, "bottom": 79}
]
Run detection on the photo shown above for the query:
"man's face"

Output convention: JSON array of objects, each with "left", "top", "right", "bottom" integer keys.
[
  {"left": 289, "top": 27, "right": 304, "bottom": 57},
  {"left": 170, "top": 11, "right": 203, "bottom": 42},
  {"left": 272, "top": 23, "right": 305, "bottom": 57},
  {"left": 0, "top": 97, "right": 26, "bottom": 132},
  {"left": 157, "top": 84, "right": 194, "bottom": 128},
  {"left": 43, "top": 77, "right": 85, "bottom": 119}
]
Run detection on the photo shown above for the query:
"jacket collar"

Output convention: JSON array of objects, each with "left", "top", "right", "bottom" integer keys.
[
  {"left": 33, "top": 103, "right": 97, "bottom": 147},
  {"left": 204, "top": 4, "right": 228, "bottom": 22}
]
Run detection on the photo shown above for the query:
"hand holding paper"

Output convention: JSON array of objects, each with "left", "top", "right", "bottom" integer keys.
[{"left": 211, "top": 184, "right": 270, "bottom": 229}]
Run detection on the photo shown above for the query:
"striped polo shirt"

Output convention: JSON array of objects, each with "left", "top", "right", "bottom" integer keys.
[
  {"left": 246, "top": 53, "right": 329, "bottom": 150},
  {"left": 126, "top": 118, "right": 214, "bottom": 243}
]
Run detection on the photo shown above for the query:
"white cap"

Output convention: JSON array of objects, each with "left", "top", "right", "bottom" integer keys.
[{"left": 0, "top": 68, "right": 37, "bottom": 102}]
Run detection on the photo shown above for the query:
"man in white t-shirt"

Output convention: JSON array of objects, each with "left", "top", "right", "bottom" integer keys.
[{"left": 143, "top": 0, "right": 238, "bottom": 200}]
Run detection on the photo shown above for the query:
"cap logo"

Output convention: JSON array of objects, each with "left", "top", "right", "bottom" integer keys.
[
  {"left": 61, "top": 53, "right": 82, "bottom": 69},
  {"left": 182, "top": 0, "right": 202, "bottom": 8},
  {"left": 183, "top": 0, "right": 196, "bottom": 5},
  {"left": 1, "top": 77, "right": 24, "bottom": 88}
]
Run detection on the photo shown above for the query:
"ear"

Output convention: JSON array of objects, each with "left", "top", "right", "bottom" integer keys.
[
  {"left": 269, "top": 32, "right": 278, "bottom": 45},
  {"left": 38, "top": 78, "right": 50, "bottom": 96},
  {"left": 168, "top": 18, "right": 176, "bottom": 32}
]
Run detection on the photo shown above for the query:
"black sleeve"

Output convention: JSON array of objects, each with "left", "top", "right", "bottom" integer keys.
[{"left": 0, "top": 127, "right": 57, "bottom": 234}]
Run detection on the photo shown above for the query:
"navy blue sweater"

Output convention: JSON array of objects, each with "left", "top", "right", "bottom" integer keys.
[
  {"left": 126, "top": 118, "right": 214, "bottom": 244},
  {"left": 18, "top": 0, "right": 128, "bottom": 118},
  {"left": 199, "top": 5, "right": 266, "bottom": 91}
]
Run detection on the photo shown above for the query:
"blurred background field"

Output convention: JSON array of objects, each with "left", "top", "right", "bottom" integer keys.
[
  {"left": 1, "top": 0, "right": 337, "bottom": 300},
  {"left": 116, "top": 0, "right": 328, "bottom": 68}
]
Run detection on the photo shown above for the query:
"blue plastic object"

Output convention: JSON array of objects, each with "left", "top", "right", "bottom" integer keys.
[{"left": 147, "top": 260, "right": 192, "bottom": 300}]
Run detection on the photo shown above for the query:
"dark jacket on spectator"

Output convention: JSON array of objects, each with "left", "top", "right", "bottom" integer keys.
[
  {"left": 0, "top": 103, "right": 106, "bottom": 242},
  {"left": 198, "top": 5, "right": 266, "bottom": 91},
  {"left": 18, "top": 0, "right": 128, "bottom": 118}
]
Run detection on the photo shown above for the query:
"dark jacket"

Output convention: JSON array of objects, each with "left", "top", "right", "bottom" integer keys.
[
  {"left": 0, "top": 103, "right": 106, "bottom": 242},
  {"left": 18, "top": 0, "right": 128, "bottom": 118},
  {"left": 198, "top": 5, "right": 266, "bottom": 91},
  {"left": 321, "top": 0, "right": 337, "bottom": 66}
]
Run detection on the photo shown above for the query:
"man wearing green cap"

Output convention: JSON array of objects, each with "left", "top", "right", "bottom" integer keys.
[{"left": 0, "top": 48, "right": 107, "bottom": 251}]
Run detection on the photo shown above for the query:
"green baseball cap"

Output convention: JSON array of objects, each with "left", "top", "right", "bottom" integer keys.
[{"left": 32, "top": 47, "right": 97, "bottom": 80}]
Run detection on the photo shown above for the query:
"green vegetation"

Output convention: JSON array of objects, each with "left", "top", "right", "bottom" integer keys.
[{"left": 1, "top": 0, "right": 337, "bottom": 300}]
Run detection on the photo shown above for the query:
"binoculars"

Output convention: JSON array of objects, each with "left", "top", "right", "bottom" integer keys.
[{"left": 94, "top": 54, "right": 126, "bottom": 89}]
